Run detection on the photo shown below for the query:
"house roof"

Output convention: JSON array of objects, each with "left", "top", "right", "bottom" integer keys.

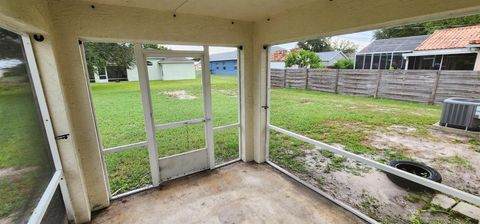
[
  {"left": 415, "top": 25, "right": 480, "bottom": 51},
  {"left": 209, "top": 51, "right": 238, "bottom": 62},
  {"left": 315, "top": 51, "right": 347, "bottom": 62},
  {"left": 358, "top": 35, "right": 429, "bottom": 54},
  {"left": 271, "top": 50, "right": 288, "bottom": 62},
  {"left": 210, "top": 46, "right": 287, "bottom": 62}
]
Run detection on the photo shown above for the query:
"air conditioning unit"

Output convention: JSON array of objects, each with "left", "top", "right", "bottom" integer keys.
[{"left": 439, "top": 98, "right": 480, "bottom": 131}]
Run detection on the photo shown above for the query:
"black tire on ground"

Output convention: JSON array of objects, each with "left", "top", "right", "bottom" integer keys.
[{"left": 386, "top": 160, "right": 442, "bottom": 191}]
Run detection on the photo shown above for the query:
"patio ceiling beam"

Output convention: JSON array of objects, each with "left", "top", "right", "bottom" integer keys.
[{"left": 254, "top": 0, "right": 480, "bottom": 45}]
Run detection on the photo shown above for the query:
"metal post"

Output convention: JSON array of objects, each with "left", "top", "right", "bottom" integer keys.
[
  {"left": 134, "top": 44, "right": 160, "bottom": 186},
  {"left": 237, "top": 47, "right": 243, "bottom": 161},
  {"left": 265, "top": 46, "right": 271, "bottom": 161}
]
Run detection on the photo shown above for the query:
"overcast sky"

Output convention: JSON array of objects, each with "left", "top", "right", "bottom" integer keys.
[{"left": 163, "top": 30, "right": 375, "bottom": 54}]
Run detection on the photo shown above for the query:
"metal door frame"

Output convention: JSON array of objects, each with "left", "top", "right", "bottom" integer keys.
[{"left": 134, "top": 45, "right": 214, "bottom": 186}]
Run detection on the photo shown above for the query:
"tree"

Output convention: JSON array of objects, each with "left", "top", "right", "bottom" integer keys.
[
  {"left": 330, "top": 40, "right": 358, "bottom": 55},
  {"left": 83, "top": 42, "right": 170, "bottom": 77},
  {"left": 374, "top": 14, "right": 480, "bottom": 39},
  {"left": 0, "top": 28, "right": 23, "bottom": 60},
  {"left": 285, "top": 50, "right": 322, "bottom": 69},
  {"left": 297, "top": 38, "right": 333, "bottom": 52},
  {"left": 333, "top": 58, "right": 354, "bottom": 69},
  {"left": 298, "top": 38, "right": 358, "bottom": 55},
  {"left": 84, "top": 42, "right": 135, "bottom": 75},
  {"left": 142, "top": 43, "right": 169, "bottom": 50}
]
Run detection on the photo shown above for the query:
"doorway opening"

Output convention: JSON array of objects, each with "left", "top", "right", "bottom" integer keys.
[{"left": 82, "top": 42, "right": 242, "bottom": 197}]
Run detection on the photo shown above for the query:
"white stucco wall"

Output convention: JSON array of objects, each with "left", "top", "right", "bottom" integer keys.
[
  {"left": 161, "top": 62, "right": 195, "bottom": 80},
  {"left": 127, "top": 60, "right": 195, "bottom": 81},
  {"left": 127, "top": 59, "right": 164, "bottom": 81}
]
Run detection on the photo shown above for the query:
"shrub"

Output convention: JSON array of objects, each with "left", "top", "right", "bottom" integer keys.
[
  {"left": 285, "top": 50, "right": 322, "bottom": 69},
  {"left": 333, "top": 58, "right": 354, "bottom": 69}
]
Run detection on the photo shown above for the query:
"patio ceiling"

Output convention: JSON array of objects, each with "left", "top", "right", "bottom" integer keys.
[{"left": 80, "top": 0, "right": 317, "bottom": 21}]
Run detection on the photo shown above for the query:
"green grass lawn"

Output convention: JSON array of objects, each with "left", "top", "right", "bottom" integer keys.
[
  {"left": 268, "top": 88, "right": 442, "bottom": 171},
  {"left": 0, "top": 83, "right": 56, "bottom": 220}
]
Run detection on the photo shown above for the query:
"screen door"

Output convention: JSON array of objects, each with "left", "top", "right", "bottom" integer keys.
[{"left": 134, "top": 45, "right": 214, "bottom": 186}]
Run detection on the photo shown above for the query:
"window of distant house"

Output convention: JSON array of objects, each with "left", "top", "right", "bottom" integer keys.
[
  {"left": 234, "top": 65, "right": 238, "bottom": 70},
  {"left": 146, "top": 61, "right": 153, "bottom": 66},
  {"left": 354, "top": 55, "right": 364, "bottom": 69},
  {"left": 98, "top": 67, "right": 107, "bottom": 79},
  {"left": 223, "top": 66, "right": 227, "bottom": 70}
]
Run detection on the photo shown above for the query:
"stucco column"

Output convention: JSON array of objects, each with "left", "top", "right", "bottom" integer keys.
[
  {"left": 250, "top": 40, "right": 269, "bottom": 163},
  {"left": 32, "top": 35, "right": 92, "bottom": 224},
  {"left": 48, "top": 32, "right": 110, "bottom": 214}
]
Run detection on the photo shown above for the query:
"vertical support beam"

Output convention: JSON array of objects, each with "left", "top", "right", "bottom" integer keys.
[
  {"left": 374, "top": 70, "right": 382, "bottom": 98},
  {"left": 33, "top": 37, "right": 93, "bottom": 222},
  {"left": 265, "top": 46, "right": 271, "bottom": 161},
  {"left": 473, "top": 52, "right": 480, "bottom": 71},
  {"left": 305, "top": 68, "right": 309, "bottom": 90},
  {"left": 201, "top": 46, "right": 215, "bottom": 169},
  {"left": 239, "top": 43, "right": 253, "bottom": 162},
  {"left": 237, "top": 46, "right": 243, "bottom": 161},
  {"left": 438, "top": 55, "right": 444, "bottom": 71},
  {"left": 134, "top": 44, "right": 160, "bottom": 186},
  {"left": 283, "top": 69, "right": 287, "bottom": 88},
  {"left": 251, "top": 42, "right": 269, "bottom": 163},
  {"left": 430, "top": 71, "right": 441, "bottom": 104},
  {"left": 334, "top": 69, "right": 340, "bottom": 94}
]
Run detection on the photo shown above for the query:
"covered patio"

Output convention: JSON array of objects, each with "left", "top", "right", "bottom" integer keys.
[{"left": 1, "top": 0, "right": 480, "bottom": 223}]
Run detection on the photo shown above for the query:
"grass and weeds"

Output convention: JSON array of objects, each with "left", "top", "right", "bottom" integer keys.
[
  {"left": 469, "top": 139, "right": 480, "bottom": 152},
  {"left": 268, "top": 88, "right": 442, "bottom": 178},
  {"left": 438, "top": 155, "right": 474, "bottom": 170}
]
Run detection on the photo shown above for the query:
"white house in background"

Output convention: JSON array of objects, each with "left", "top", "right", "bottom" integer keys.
[
  {"left": 92, "top": 57, "right": 196, "bottom": 83},
  {"left": 270, "top": 50, "right": 349, "bottom": 68}
]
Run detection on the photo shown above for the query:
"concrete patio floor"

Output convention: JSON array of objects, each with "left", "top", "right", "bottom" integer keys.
[{"left": 91, "top": 162, "right": 365, "bottom": 224}]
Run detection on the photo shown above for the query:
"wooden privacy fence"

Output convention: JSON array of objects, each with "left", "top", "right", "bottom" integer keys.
[{"left": 270, "top": 69, "right": 480, "bottom": 104}]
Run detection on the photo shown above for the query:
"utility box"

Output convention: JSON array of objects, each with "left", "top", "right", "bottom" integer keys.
[{"left": 440, "top": 98, "right": 480, "bottom": 131}]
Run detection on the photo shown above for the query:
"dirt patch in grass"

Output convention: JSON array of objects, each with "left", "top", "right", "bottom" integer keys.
[
  {"left": 216, "top": 89, "right": 237, "bottom": 96},
  {"left": 0, "top": 167, "right": 36, "bottom": 178},
  {"left": 287, "top": 145, "right": 477, "bottom": 223},
  {"left": 367, "top": 127, "right": 480, "bottom": 196},
  {"left": 160, "top": 90, "right": 196, "bottom": 100}
]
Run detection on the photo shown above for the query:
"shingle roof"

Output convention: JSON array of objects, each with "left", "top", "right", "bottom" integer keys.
[
  {"left": 416, "top": 25, "right": 480, "bottom": 51},
  {"left": 315, "top": 51, "right": 346, "bottom": 62},
  {"left": 209, "top": 51, "right": 238, "bottom": 62},
  {"left": 358, "top": 35, "right": 429, "bottom": 54},
  {"left": 271, "top": 50, "right": 288, "bottom": 62}
]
